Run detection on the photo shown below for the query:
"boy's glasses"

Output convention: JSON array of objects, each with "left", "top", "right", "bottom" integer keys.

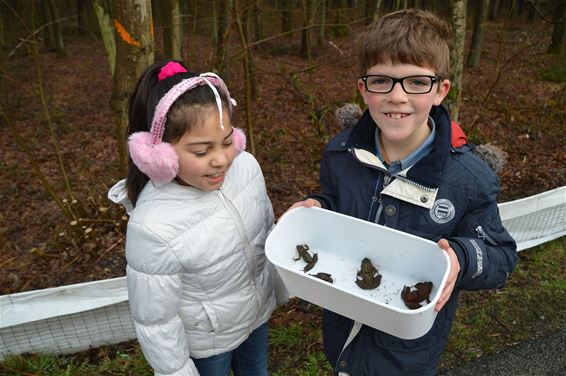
[{"left": 361, "top": 75, "right": 440, "bottom": 94}]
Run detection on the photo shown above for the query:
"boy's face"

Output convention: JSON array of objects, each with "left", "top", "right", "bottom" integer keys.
[{"left": 358, "top": 62, "right": 450, "bottom": 148}]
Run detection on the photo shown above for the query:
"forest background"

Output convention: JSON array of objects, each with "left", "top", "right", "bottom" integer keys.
[{"left": 0, "top": 0, "right": 565, "bottom": 374}]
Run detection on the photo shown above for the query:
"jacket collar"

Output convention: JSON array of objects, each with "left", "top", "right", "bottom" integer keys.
[{"left": 346, "top": 105, "right": 452, "bottom": 189}]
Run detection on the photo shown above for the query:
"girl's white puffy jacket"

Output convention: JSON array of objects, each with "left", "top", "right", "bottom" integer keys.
[{"left": 108, "top": 152, "right": 276, "bottom": 376}]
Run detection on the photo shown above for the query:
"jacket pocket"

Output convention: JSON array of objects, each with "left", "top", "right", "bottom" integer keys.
[
  {"left": 370, "top": 329, "right": 436, "bottom": 375},
  {"left": 201, "top": 301, "right": 220, "bottom": 332}
]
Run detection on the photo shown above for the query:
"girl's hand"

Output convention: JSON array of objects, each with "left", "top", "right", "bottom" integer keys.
[{"left": 435, "top": 238, "right": 460, "bottom": 312}]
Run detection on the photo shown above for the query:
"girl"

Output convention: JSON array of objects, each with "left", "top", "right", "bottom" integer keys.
[{"left": 108, "top": 61, "right": 277, "bottom": 376}]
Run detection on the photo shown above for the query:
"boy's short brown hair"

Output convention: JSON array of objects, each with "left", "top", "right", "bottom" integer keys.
[{"left": 357, "top": 9, "right": 451, "bottom": 79}]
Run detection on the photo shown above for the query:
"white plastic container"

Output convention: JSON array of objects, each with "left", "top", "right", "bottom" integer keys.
[{"left": 266, "top": 207, "right": 450, "bottom": 339}]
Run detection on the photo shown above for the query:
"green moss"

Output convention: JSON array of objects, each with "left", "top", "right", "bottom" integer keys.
[{"left": 539, "top": 64, "right": 566, "bottom": 83}]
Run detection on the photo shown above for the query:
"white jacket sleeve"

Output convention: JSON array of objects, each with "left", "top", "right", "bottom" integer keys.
[{"left": 126, "top": 224, "right": 200, "bottom": 376}]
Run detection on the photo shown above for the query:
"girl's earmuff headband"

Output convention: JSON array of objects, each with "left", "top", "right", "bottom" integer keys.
[{"left": 128, "top": 62, "right": 246, "bottom": 183}]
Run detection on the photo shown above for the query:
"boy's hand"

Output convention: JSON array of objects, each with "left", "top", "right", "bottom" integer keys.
[
  {"left": 435, "top": 239, "right": 460, "bottom": 312},
  {"left": 279, "top": 199, "right": 321, "bottom": 222}
]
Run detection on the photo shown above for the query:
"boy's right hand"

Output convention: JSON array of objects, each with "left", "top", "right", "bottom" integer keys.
[{"left": 279, "top": 199, "right": 321, "bottom": 222}]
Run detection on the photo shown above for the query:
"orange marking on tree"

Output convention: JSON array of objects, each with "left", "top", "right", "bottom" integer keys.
[
  {"left": 150, "top": 20, "right": 154, "bottom": 36},
  {"left": 114, "top": 19, "right": 141, "bottom": 47}
]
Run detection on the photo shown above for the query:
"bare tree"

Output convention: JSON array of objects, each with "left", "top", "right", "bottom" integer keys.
[
  {"left": 234, "top": 0, "right": 256, "bottom": 154},
  {"left": 547, "top": 0, "right": 566, "bottom": 56},
  {"left": 446, "top": 0, "right": 467, "bottom": 122},
  {"left": 212, "top": 0, "right": 232, "bottom": 74},
  {"left": 281, "top": 0, "right": 293, "bottom": 35},
  {"left": 489, "top": 0, "right": 501, "bottom": 20},
  {"left": 162, "top": 0, "right": 183, "bottom": 60},
  {"left": 300, "top": 0, "right": 316, "bottom": 58},
  {"left": 111, "top": 0, "right": 154, "bottom": 174},
  {"left": 41, "top": 0, "right": 66, "bottom": 56},
  {"left": 92, "top": 0, "right": 115, "bottom": 76},
  {"left": 373, "top": 0, "right": 384, "bottom": 22},
  {"left": 468, "top": 0, "right": 490, "bottom": 67}
]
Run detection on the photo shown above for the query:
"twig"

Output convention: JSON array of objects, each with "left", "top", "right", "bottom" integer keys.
[
  {"left": 30, "top": 7, "right": 75, "bottom": 202},
  {"left": 95, "top": 240, "right": 122, "bottom": 263},
  {"left": 0, "top": 257, "right": 16, "bottom": 269},
  {"left": 78, "top": 218, "right": 116, "bottom": 224},
  {"left": 1, "top": 108, "right": 72, "bottom": 219},
  {"left": 489, "top": 310, "right": 511, "bottom": 332}
]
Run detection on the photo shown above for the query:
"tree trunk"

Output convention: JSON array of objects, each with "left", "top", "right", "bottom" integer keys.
[
  {"left": 281, "top": 0, "right": 293, "bottom": 36},
  {"left": 234, "top": 0, "right": 256, "bottom": 155},
  {"left": 111, "top": 0, "right": 154, "bottom": 175},
  {"left": 547, "top": 0, "right": 566, "bottom": 56},
  {"left": 192, "top": 0, "right": 198, "bottom": 32},
  {"left": 162, "top": 0, "right": 182, "bottom": 60},
  {"left": 0, "top": 9, "right": 5, "bottom": 46},
  {"left": 213, "top": 1, "right": 232, "bottom": 74},
  {"left": 41, "top": 0, "right": 56, "bottom": 51},
  {"left": 331, "top": 0, "right": 348, "bottom": 37},
  {"left": 467, "top": 0, "right": 489, "bottom": 67},
  {"left": 489, "top": 0, "right": 500, "bottom": 20},
  {"left": 46, "top": 0, "right": 66, "bottom": 56},
  {"left": 92, "top": 0, "right": 116, "bottom": 76},
  {"left": 373, "top": 0, "right": 383, "bottom": 22},
  {"left": 77, "top": 0, "right": 86, "bottom": 34},
  {"left": 364, "top": 0, "right": 372, "bottom": 24},
  {"left": 319, "top": 0, "right": 327, "bottom": 44},
  {"left": 446, "top": 0, "right": 466, "bottom": 122},
  {"left": 527, "top": 0, "right": 536, "bottom": 22},
  {"left": 300, "top": 0, "right": 315, "bottom": 58},
  {"left": 212, "top": 0, "right": 219, "bottom": 46},
  {"left": 253, "top": 0, "right": 264, "bottom": 41}
]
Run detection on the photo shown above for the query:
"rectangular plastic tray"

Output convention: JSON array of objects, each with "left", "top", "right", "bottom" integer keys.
[{"left": 266, "top": 207, "right": 450, "bottom": 339}]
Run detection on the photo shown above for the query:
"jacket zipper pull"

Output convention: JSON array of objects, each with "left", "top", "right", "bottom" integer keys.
[{"left": 475, "top": 225, "right": 497, "bottom": 245}]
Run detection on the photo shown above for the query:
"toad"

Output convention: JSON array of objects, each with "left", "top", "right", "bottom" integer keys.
[
  {"left": 401, "top": 281, "right": 433, "bottom": 310},
  {"left": 310, "top": 272, "right": 333, "bottom": 283},
  {"left": 293, "top": 243, "right": 318, "bottom": 272},
  {"left": 355, "top": 257, "right": 381, "bottom": 290}
]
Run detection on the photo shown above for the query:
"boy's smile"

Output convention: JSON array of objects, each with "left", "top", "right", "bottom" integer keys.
[{"left": 358, "top": 62, "right": 450, "bottom": 162}]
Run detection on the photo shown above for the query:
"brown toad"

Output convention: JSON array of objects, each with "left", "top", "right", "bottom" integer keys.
[
  {"left": 355, "top": 257, "right": 381, "bottom": 290},
  {"left": 401, "top": 281, "right": 433, "bottom": 310},
  {"left": 293, "top": 244, "right": 318, "bottom": 272}
]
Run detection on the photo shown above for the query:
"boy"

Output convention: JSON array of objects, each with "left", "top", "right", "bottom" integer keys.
[{"left": 288, "top": 9, "right": 518, "bottom": 375}]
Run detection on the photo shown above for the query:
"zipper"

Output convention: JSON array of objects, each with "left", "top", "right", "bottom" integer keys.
[
  {"left": 349, "top": 147, "right": 435, "bottom": 193},
  {"left": 217, "top": 189, "right": 262, "bottom": 317},
  {"left": 475, "top": 225, "right": 497, "bottom": 246},
  {"left": 374, "top": 198, "right": 383, "bottom": 224},
  {"left": 394, "top": 175, "right": 436, "bottom": 192}
]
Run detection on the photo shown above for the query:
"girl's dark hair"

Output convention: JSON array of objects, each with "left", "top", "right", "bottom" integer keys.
[{"left": 126, "top": 61, "right": 231, "bottom": 206}]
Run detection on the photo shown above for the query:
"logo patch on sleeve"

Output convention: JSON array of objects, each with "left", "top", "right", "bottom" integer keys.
[{"left": 429, "top": 199, "right": 455, "bottom": 224}]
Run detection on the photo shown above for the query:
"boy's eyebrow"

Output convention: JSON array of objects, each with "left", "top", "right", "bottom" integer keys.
[{"left": 184, "top": 128, "right": 234, "bottom": 146}]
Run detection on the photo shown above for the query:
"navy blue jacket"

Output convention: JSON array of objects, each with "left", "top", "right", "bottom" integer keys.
[{"left": 310, "top": 105, "right": 518, "bottom": 375}]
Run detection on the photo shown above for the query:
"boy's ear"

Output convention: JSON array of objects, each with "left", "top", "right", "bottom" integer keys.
[
  {"left": 433, "top": 79, "right": 451, "bottom": 106},
  {"left": 357, "top": 79, "right": 368, "bottom": 104}
]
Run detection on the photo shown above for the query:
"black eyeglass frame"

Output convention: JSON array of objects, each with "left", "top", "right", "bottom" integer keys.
[{"left": 360, "top": 75, "right": 441, "bottom": 94}]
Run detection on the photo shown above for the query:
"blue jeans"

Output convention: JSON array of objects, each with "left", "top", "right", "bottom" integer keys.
[{"left": 193, "top": 323, "right": 269, "bottom": 376}]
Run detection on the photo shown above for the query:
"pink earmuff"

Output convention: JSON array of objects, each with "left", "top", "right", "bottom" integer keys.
[
  {"left": 128, "top": 127, "right": 246, "bottom": 183},
  {"left": 128, "top": 70, "right": 243, "bottom": 184}
]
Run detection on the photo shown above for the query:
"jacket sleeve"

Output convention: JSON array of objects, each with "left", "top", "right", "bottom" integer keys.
[
  {"left": 308, "top": 149, "right": 339, "bottom": 210},
  {"left": 448, "top": 177, "right": 518, "bottom": 291},
  {"left": 126, "top": 224, "right": 199, "bottom": 376}
]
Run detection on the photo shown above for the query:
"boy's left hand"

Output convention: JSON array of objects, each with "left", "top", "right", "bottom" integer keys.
[{"left": 435, "top": 239, "right": 460, "bottom": 312}]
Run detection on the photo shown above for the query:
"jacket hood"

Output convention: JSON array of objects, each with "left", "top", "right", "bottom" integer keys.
[{"left": 108, "top": 179, "right": 134, "bottom": 215}]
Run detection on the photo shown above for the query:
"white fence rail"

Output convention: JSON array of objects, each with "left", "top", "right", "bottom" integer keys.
[{"left": 1, "top": 187, "right": 565, "bottom": 360}]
